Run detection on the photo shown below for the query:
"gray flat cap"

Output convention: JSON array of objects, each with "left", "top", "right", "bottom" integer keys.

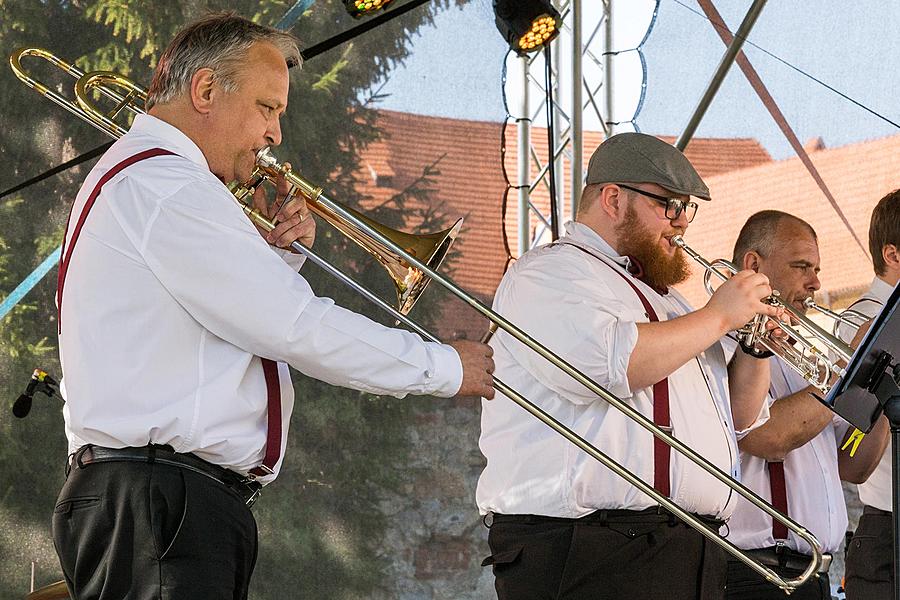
[{"left": 586, "top": 132, "right": 711, "bottom": 201}]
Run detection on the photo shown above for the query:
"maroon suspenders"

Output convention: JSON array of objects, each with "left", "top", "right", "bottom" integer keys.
[
  {"left": 250, "top": 359, "right": 283, "bottom": 477},
  {"left": 557, "top": 242, "right": 672, "bottom": 497},
  {"left": 59, "top": 147, "right": 283, "bottom": 476},
  {"left": 605, "top": 266, "right": 673, "bottom": 497},
  {"left": 57, "top": 148, "right": 176, "bottom": 328},
  {"left": 767, "top": 461, "right": 789, "bottom": 540}
]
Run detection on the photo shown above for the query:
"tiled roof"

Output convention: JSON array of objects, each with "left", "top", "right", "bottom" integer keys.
[
  {"left": 354, "top": 110, "right": 788, "bottom": 336},
  {"left": 674, "top": 133, "right": 900, "bottom": 308}
]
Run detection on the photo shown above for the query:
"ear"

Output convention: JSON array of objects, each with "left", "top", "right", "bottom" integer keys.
[
  {"left": 598, "top": 185, "right": 623, "bottom": 220},
  {"left": 742, "top": 251, "right": 761, "bottom": 272},
  {"left": 883, "top": 243, "right": 899, "bottom": 268},
  {"left": 189, "top": 68, "right": 217, "bottom": 114}
]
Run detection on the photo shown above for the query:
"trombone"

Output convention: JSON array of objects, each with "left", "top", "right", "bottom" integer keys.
[
  {"left": 672, "top": 235, "right": 854, "bottom": 395},
  {"left": 11, "top": 47, "right": 825, "bottom": 593}
]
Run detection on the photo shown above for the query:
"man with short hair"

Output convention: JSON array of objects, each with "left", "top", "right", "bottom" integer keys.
[
  {"left": 477, "top": 132, "right": 779, "bottom": 599},
  {"left": 723, "top": 210, "right": 888, "bottom": 600},
  {"left": 843, "top": 189, "right": 900, "bottom": 600},
  {"left": 52, "top": 13, "right": 494, "bottom": 599}
]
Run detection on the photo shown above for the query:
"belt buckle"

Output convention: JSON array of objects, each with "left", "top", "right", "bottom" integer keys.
[
  {"left": 240, "top": 476, "right": 263, "bottom": 508},
  {"left": 818, "top": 553, "right": 832, "bottom": 573},
  {"left": 244, "top": 484, "right": 261, "bottom": 508}
]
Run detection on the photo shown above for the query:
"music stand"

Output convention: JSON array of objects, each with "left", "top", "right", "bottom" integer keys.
[{"left": 824, "top": 282, "right": 900, "bottom": 600}]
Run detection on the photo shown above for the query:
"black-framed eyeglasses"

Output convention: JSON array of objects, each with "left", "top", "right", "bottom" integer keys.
[{"left": 617, "top": 184, "right": 699, "bottom": 223}]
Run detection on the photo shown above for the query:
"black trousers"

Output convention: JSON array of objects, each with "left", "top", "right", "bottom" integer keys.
[
  {"left": 483, "top": 510, "right": 727, "bottom": 600},
  {"left": 845, "top": 507, "right": 894, "bottom": 600},
  {"left": 724, "top": 556, "right": 830, "bottom": 600},
  {"left": 52, "top": 452, "right": 258, "bottom": 600}
]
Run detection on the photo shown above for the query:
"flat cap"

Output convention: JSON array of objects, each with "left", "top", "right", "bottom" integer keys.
[{"left": 586, "top": 132, "right": 711, "bottom": 200}]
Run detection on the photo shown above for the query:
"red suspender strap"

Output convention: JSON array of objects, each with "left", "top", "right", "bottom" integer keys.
[
  {"left": 557, "top": 242, "right": 671, "bottom": 497},
  {"left": 57, "top": 148, "right": 175, "bottom": 329},
  {"left": 250, "top": 359, "right": 282, "bottom": 477},
  {"left": 607, "top": 269, "right": 672, "bottom": 498},
  {"left": 768, "top": 461, "right": 789, "bottom": 540},
  {"left": 58, "top": 146, "right": 283, "bottom": 477}
]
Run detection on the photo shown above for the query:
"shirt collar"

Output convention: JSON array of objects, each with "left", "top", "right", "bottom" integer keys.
[
  {"left": 128, "top": 114, "right": 210, "bottom": 172},
  {"left": 563, "top": 221, "right": 635, "bottom": 272},
  {"left": 871, "top": 276, "right": 896, "bottom": 303}
]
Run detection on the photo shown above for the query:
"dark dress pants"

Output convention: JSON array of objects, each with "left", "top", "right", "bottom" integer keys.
[
  {"left": 724, "top": 556, "right": 830, "bottom": 600},
  {"left": 52, "top": 456, "right": 258, "bottom": 600},
  {"left": 483, "top": 511, "right": 727, "bottom": 600},
  {"left": 845, "top": 507, "right": 894, "bottom": 600}
]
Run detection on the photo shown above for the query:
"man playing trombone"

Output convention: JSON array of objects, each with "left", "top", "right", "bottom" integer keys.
[
  {"left": 477, "top": 133, "right": 780, "bottom": 600},
  {"left": 50, "top": 13, "right": 495, "bottom": 600},
  {"left": 842, "top": 190, "right": 900, "bottom": 600},
  {"left": 723, "top": 211, "right": 888, "bottom": 600}
]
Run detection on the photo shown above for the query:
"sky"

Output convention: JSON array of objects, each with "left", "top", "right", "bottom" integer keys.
[{"left": 371, "top": 0, "right": 900, "bottom": 160}]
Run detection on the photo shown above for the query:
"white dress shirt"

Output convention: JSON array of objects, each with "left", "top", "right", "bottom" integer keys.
[
  {"left": 727, "top": 358, "right": 850, "bottom": 554},
  {"left": 836, "top": 276, "right": 896, "bottom": 511},
  {"left": 59, "top": 114, "right": 463, "bottom": 482},
  {"left": 476, "top": 221, "right": 745, "bottom": 520}
]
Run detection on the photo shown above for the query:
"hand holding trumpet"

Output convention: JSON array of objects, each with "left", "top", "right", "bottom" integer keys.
[{"left": 704, "top": 269, "right": 784, "bottom": 333}]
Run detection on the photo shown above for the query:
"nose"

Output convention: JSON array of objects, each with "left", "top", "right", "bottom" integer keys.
[
  {"left": 807, "top": 271, "right": 821, "bottom": 293},
  {"left": 671, "top": 208, "right": 689, "bottom": 230},
  {"left": 265, "top": 117, "right": 282, "bottom": 147}
]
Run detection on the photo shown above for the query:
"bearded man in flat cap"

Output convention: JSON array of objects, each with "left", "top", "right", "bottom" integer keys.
[{"left": 476, "top": 132, "right": 781, "bottom": 599}]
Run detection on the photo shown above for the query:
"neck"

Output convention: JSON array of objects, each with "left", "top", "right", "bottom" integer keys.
[
  {"left": 574, "top": 216, "right": 622, "bottom": 255},
  {"left": 148, "top": 102, "right": 209, "bottom": 163},
  {"left": 878, "top": 271, "right": 900, "bottom": 287}
]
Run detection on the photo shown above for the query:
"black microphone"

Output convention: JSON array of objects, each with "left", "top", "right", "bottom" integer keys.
[
  {"left": 13, "top": 369, "right": 60, "bottom": 418},
  {"left": 13, "top": 392, "right": 34, "bottom": 418}
]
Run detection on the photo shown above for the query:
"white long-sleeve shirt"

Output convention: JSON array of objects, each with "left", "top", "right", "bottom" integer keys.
[
  {"left": 836, "top": 276, "right": 896, "bottom": 511},
  {"left": 476, "top": 221, "right": 746, "bottom": 520},
  {"left": 59, "top": 114, "right": 462, "bottom": 482},
  {"left": 726, "top": 359, "right": 850, "bottom": 554}
]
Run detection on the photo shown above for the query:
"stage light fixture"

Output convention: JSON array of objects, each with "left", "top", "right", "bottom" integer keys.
[
  {"left": 344, "top": 0, "right": 394, "bottom": 18},
  {"left": 493, "top": 0, "right": 562, "bottom": 55}
]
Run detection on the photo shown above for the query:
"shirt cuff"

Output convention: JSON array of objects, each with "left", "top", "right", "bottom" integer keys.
[
  {"left": 427, "top": 342, "right": 464, "bottom": 398},
  {"left": 608, "top": 320, "right": 638, "bottom": 399},
  {"left": 735, "top": 396, "right": 771, "bottom": 440},
  {"left": 271, "top": 245, "right": 306, "bottom": 271}
]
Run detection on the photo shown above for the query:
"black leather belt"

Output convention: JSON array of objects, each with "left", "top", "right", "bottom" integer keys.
[
  {"left": 863, "top": 505, "right": 892, "bottom": 517},
  {"left": 68, "top": 444, "right": 262, "bottom": 508},
  {"left": 743, "top": 545, "right": 832, "bottom": 574},
  {"left": 490, "top": 506, "right": 724, "bottom": 530}
]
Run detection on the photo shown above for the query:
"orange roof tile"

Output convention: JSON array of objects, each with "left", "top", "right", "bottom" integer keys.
[{"left": 674, "top": 134, "right": 900, "bottom": 308}]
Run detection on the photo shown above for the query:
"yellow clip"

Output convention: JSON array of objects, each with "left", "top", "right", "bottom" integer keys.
[{"left": 842, "top": 428, "right": 866, "bottom": 457}]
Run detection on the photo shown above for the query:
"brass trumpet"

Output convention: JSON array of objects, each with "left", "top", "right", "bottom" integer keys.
[
  {"left": 12, "top": 47, "right": 826, "bottom": 593},
  {"left": 804, "top": 297, "right": 870, "bottom": 339},
  {"left": 672, "top": 235, "right": 853, "bottom": 393}
]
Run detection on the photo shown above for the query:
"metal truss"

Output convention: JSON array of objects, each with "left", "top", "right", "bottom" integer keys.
[{"left": 510, "top": 0, "right": 611, "bottom": 253}]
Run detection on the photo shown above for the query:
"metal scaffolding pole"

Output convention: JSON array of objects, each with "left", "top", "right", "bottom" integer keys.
[
  {"left": 675, "top": 0, "right": 768, "bottom": 151},
  {"left": 515, "top": 0, "right": 608, "bottom": 254},
  {"left": 517, "top": 57, "right": 531, "bottom": 256},
  {"left": 571, "top": 0, "right": 583, "bottom": 218}
]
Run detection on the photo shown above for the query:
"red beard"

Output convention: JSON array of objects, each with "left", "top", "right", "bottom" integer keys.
[{"left": 615, "top": 204, "right": 691, "bottom": 291}]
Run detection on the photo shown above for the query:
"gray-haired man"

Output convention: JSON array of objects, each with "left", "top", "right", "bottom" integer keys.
[{"left": 52, "top": 12, "right": 494, "bottom": 599}]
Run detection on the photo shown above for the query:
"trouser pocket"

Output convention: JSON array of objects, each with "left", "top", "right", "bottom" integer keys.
[{"left": 149, "top": 464, "right": 188, "bottom": 561}]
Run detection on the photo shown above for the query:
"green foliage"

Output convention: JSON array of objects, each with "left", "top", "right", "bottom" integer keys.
[{"left": 0, "top": 1, "right": 468, "bottom": 598}]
